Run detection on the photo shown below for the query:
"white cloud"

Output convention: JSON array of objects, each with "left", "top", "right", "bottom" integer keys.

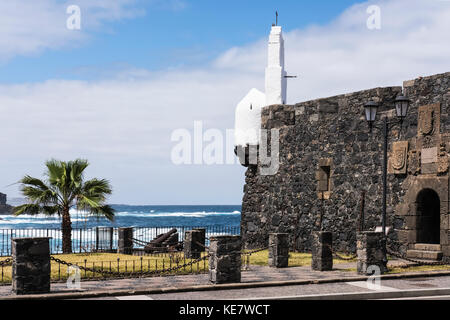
[
  {"left": 1, "top": 0, "right": 449, "bottom": 203},
  {"left": 0, "top": 0, "right": 144, "bottom": 61}
]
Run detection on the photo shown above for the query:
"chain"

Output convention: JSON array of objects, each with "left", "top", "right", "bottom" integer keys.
[
  {"left": 322, "top": 243, "right": 357, "bottom": 261},
  {"left": 242, "top": 247, "right": 268, "bottom": 256},
  {"left": 0, "top": 258, "right": 12, "bottom": 267},
  {"left": 387, "top": 249, "right": 450, "bottom": 267},
  {"left": 50, "top": 254, "right": 210, "bottom": 278}
]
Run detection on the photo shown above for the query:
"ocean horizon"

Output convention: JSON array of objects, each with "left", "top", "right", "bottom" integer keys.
[{"left": 0, "top": 204, "right": 242, "bottom": 230}]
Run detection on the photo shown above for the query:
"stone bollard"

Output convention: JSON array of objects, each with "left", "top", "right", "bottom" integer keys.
[
  {"left": 193, "top": 228, "right": 206, "bottom": 251},
  {"left": 268, "top": 233, "right": 289, "bottom": 268},
  {"left": 311, "top": 231, "right": 333, "bottom": 271},
  {"left": 209, "top": 235, "right": 241, "bottom": 284},
  {"left": 357, "top": 231, "right": 388, "bottom": 275},
  {"left": 118, "top": 227, "right": 133, "bottom": 255},
  {"left": 12, "top": 237, "right": 51, "bottom": 295},
  {"left": 184, "top": 230, "right": 203, "bottom": 259}
]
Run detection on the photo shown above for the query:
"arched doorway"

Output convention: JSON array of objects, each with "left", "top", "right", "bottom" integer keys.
[{"left": 416, "top": 188, "right": 440, "bottom": 244}]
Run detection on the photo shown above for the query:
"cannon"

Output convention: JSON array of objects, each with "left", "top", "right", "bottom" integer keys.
[{"left": 144, "top": 228, "right": 182, "bottom": 253}]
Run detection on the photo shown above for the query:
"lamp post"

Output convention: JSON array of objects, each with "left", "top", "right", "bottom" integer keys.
[{"left": 363, "top": 94, "right": 410, "bottom": 264}]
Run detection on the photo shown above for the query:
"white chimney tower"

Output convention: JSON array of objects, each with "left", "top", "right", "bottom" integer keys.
[{"left": 265, "top": 25, "right": 287, "bottom": 106}]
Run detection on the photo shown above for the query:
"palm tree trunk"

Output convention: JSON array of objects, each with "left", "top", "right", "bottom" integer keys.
[{"left": 61, "top": 206, "right": 72, "bottom": 253}]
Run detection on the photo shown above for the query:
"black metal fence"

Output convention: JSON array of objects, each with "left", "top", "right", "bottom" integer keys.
[{"left": 0, "top": 225, "right": 240, "bottom": 256}]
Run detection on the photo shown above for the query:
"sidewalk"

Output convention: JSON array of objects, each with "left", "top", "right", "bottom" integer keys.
[{"left": 1, "top": 259, "right": 449, "bottom": 299}]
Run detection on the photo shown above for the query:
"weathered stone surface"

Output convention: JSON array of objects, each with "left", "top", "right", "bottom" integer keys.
[
  {"left": 268, "top": 233, "right": 289, "bottom": 268},
  {"left": 117, "top": 227, "right": 133, "bottom": 255},
  {"left": 241, "top": 71, "right": 450, "bottom": 261},
  {"left": 12, "top": 237, "right": 51, "bottom": 295},
  {"left": 209, "top": 236, "right": 241, "bottom": 284},
  {"left": 311, "top": 231, "right": 333, "bottom": 271},
  {"left": 0, "top": 193, "right": 6, "bottom": 205},
  {"left": 356, "top": 232, "right": 387, "bottom": 275},
  {"left": 391, "top": 141, "right": 408, "bottom": 175},
  {"left": 0, "top": 193, "right": 13, "bottom": 215},
  {"left": 184, "top": 229, "right": 204, "bottom": 259}
]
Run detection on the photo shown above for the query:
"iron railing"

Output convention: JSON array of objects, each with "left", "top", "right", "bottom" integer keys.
[{"left": 0, "top": 225, "right": 240, "bottom": 256}]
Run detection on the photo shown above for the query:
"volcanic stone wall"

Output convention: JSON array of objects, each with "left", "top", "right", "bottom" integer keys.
[{"left": 241, "top": 72, "right": 450, "bottom": 254}]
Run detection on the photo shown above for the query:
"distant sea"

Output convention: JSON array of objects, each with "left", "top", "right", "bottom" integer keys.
[{"left": 0, "top": 205, "right": 242, "bottom": 230}]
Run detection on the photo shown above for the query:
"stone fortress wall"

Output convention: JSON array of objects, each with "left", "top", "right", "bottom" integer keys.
[
  {"left": 241, "top": 72, "right": 450, "bottom": 259},
  {"left": 0, "top": 193, "right": 12, "bottom": 214}
]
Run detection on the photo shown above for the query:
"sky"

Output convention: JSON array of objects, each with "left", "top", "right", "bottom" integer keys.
[{"left": 0, "top": 0, "right": 449, "bottom": 205}]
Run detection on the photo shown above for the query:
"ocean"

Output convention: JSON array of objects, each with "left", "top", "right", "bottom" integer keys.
[
  {"left": 0, "top": 205, "right": 242, "bottom": 255},
  {"left": 0, "top": 204, "right": 242, "bottom": 229}
]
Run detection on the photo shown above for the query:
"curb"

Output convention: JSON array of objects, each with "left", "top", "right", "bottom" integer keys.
[
  {"left": 2, "top": 270, "right": 450, "bottom": 300},
  {"left": 244, "top": 287, "right": 450, "bottom": 300}
]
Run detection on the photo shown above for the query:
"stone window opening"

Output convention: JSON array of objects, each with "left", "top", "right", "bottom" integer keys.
[
  {"left": 316, "top": 158, "right": 333, "bottom": 200},
  {"left": 318, "top": 166, "right": 331, "bottom": 192}
]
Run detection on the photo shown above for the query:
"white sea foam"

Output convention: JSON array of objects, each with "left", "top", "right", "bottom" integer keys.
[{"left": 114, "top": 211, "right": 241, "bottom": 218}]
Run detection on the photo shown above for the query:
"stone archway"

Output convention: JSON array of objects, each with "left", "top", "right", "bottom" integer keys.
[{"left": 416, "top": 188, "right": 441, "bottom": 244}]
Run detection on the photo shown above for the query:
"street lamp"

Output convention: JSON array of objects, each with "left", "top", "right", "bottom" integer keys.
[
  {"left": 395, "top": 95, "right": 410, "bottom": 124},
  {"left": 363, "top": 94, "right": 410, "bottom": 266},
  {"left": 364, "top": 100, "right": 379, "bottom": 131}
]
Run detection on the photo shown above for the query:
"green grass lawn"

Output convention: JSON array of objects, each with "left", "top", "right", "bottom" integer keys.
[
  {"left": 244, "top": 250, "right": 357, "bottom": 267},
  {"left": 0, "top": 252, "right": 209, "bottom": 283}
]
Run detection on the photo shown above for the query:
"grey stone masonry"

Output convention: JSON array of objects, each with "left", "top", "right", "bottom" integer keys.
[
  {"left": 193, "top": 228, "right": 206, "bottom": 250},
  {"left": 184, "top": 230, "right": 204, "bottom": 259},
  {"left": 0, "top": 193, "right": 6, "bottom": 205},
  {"left": 209, "top": 235, "right": 241, "bottom": 284},
  {"left": 12, "top": 237, "right": 51, "bottom": 295},
  {"left": 118, "top": 227, "right": 133, "bottom": 255},
  {"left": 268, "top": 233, "right": 289, "bottom": 267},
  {"left": 311, "top": 231, "right": 333, "bottom": 271},
  {"left": 241, "top": 72, "right": 450, "bottom": 260},
  {"left": 357, "top": 231, "right": 388, "bottom": 275}
]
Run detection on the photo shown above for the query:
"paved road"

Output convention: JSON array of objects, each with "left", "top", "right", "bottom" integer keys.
[{"left": 81, "top": 275, "right": 450, "bottom": 300}]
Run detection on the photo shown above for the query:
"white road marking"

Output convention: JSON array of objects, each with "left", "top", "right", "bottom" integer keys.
[
  {"left": 115, "top": 295, "right": 153, "bottom": 300},
  {"left": 346, "top": 281, "right": 399, "bottom": 292}
]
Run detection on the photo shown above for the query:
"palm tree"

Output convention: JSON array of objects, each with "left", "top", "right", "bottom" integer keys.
[{"left": 13, "top": 159, "right": 115, "bottom": 253}]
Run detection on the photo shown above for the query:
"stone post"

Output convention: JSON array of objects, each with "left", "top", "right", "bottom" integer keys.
[
  {"left": 268, "top": 233, "right": 289, "bottom": 268},
  {"left": 193, "top": 228, "right": 206, "bottom": 251},
  {"left": 118, "top": 227, "right": 133, "bottom": 255},
  {"left": 357, "top": 231, "right": 388, "bottom": 275},
  {"left": 311, "top": 231, "right": 333, "bottom": 271},
  {"left": 209, "top": 235, "right": 241, "bottom": 284},
  {"left": 184, "top": 230, "right": 203, "bottom": 259},
  {"left": 12, "top": 237, "right": 51, "bottom": 295}
]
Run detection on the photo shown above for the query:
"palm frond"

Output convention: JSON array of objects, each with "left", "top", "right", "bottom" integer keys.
[
  {"left": 88, "top": 205, "right": 115, "bottom": 222},
  {"left": 68, "top": 159, "right": 89, "bottom": 189},
  {"left": 45, "top": 159, "right": 66, "bottom": 187},
  {"left": 13, "top": 204, "right": 42, "bottom": 216}
]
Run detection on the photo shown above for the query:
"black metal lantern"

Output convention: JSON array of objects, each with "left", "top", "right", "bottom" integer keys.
[
  {"left": 364, "top": 100, "right": 379, "bottom": 128},
  {"left": 395, "top": 95, "right": 410, "bottom": 121}
]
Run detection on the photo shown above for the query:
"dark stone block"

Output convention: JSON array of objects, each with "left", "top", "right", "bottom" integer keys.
[
  {"left": 268, "top": 233, "right": 289, "bottom": 268},
  {"left": 184, "top": 230, "right": 204, "bottom": 259},
  {"left": 357, "top": 232, "right": 387, "bottom": 275},
  {"left": 209, "top": 236, "right": 241, "bottom": 284},
  {"left": 117, "top": 228, "right": 133, "bottom": 254},
  {"left": 12, "top": 237, "right": 51, "bottom": 295},
  {"left": 311, "top": 231, "right": 333, "bottom": 271}
]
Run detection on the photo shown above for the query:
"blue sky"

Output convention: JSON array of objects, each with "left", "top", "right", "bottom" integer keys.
[
  {"left": 0, "top": 0, "right": 362, "bottom": 83},
  {"left": 0, "top": 0, "right": 449, "bottom": 205}
]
